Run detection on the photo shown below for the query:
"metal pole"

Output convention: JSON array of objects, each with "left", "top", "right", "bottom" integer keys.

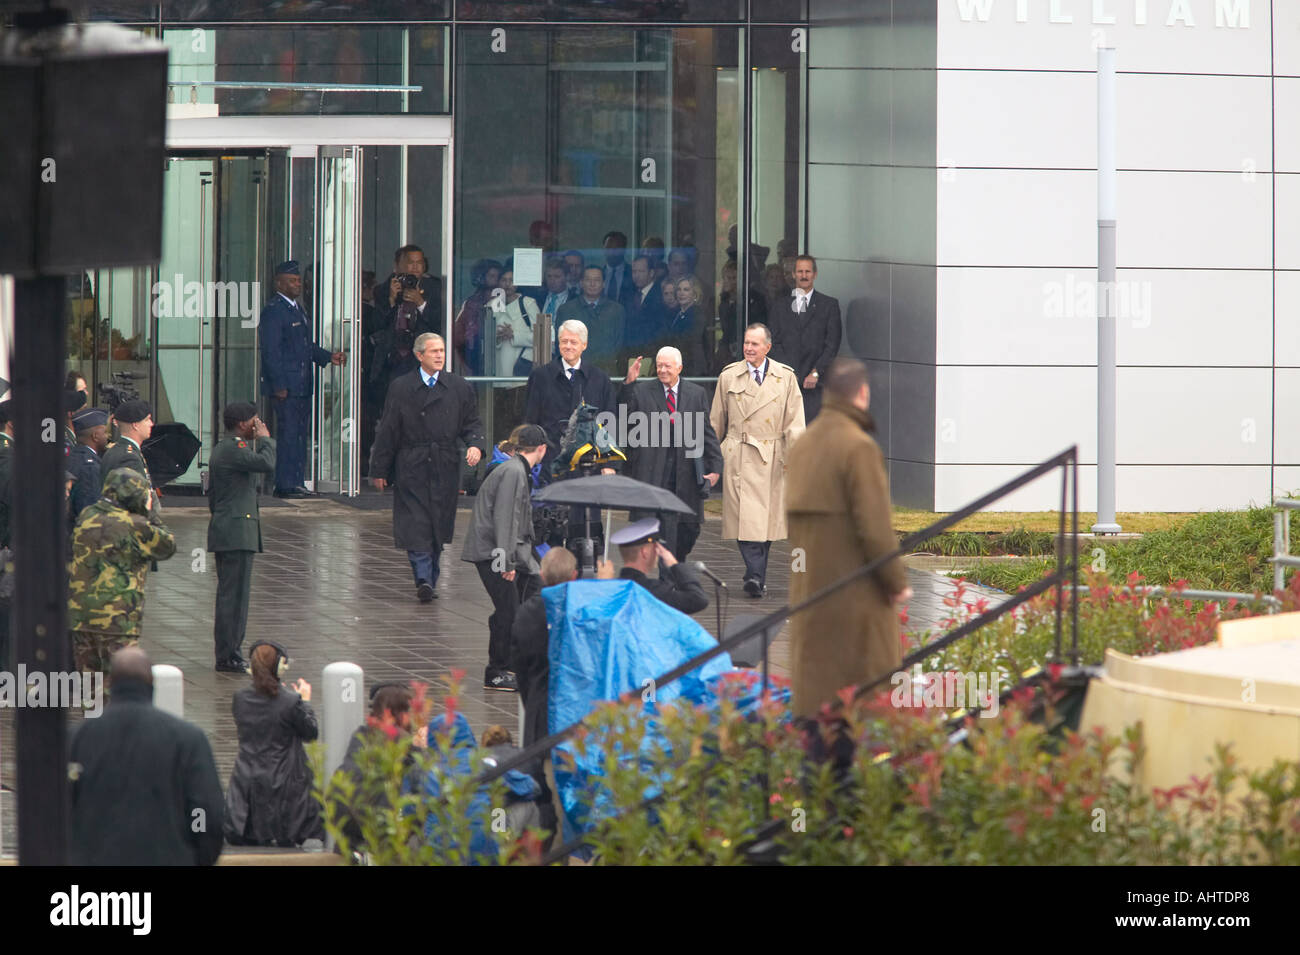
[
  {"left": 1093, "top": 48, "right": 1121, "bottom": 535},
  {"left": 322, "top": 662, "right": 365, "bottom": 784},
  {"left": 151, "top": 664, "right": 185, "bottom": 719},
  {"left": 13, "top": 276, "right": 72, "bottom": 865},
  {"left": 1275, "top": 512, "right": 1285, "bottom": 594}
]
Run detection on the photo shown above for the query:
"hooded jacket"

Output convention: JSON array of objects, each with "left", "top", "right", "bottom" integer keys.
[{"left": 67, "top": 468, "right": 176, "bottom": 636}]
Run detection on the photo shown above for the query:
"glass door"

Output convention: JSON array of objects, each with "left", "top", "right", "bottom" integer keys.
[
  {"left": 312, "top": 146, "right": 362, "bottom": 495},
  {"left": 154, "top": 154, "right": 267, "bottom": 485}
]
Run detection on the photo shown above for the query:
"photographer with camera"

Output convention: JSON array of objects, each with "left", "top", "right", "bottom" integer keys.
[{"left": 370, "top": 245, "right": 442, "bottom": 395}]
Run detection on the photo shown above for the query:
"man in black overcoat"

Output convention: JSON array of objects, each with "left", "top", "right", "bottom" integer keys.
[
  {"left": 70, "top": 647, "right": 225, "bottom": 865},
  {"left": 619, "top": 345, "right": 722, "bottom": 561},
  {"left": 768, "top": 253, "right": 842, "bottom": 422},
  {"left": 369, "top": 332, "right": 486, "bottom": 602}
]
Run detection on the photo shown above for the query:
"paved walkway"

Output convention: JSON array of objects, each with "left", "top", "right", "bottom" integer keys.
[{"left": 0, "top": 490, "right": 1005, "bottom": 856}]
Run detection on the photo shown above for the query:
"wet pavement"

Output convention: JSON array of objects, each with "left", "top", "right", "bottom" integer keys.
[{"left": 0, "top": 489, "right": 1005, "bottom": 856}]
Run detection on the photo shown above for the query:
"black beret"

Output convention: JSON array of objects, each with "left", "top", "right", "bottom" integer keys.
[{"left": 113, "top": 399, "right": 152, "bottom": 424}]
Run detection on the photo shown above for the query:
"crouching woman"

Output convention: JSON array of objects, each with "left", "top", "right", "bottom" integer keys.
[{"left": 224, "top": 641, "right": 325, "bottom": 847}]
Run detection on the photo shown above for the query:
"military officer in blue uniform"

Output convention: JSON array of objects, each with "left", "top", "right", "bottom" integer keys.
[
  {"left": 68, "top": 407, "right": 110, "bottom": 524},
  {"left": 259, "top": 260, "right": 345, "bottom": 498}
]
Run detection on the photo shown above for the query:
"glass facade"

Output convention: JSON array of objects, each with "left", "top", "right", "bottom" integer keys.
[{"left": 34, "top": 2, "right": 811, "bottom": 486}]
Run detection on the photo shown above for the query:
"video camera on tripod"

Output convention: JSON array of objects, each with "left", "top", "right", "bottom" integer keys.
[
  {"left": 98, "top": 370, "right": 145, "bottom": 413},
  {"left": 554, "top": 402, "right": 627, "bottom": 574}
]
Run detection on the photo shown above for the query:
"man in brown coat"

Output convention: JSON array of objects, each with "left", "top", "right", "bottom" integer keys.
[{"left": 785, "top": 358, "right": 912, "bottom": 718}]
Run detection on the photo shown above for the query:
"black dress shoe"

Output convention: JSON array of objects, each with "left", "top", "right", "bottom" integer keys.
[
  {"left": 417, "top": 583, "right": 434, "bottom": 603},
  {"left": 292, "top": 486, "right": 321, "bottom": 498},
  {"left": 215, "top": 656, "right": 250, "bottom": 673},
  {"left": 743, "top": 576, "right": 764, "bottom": 598}
]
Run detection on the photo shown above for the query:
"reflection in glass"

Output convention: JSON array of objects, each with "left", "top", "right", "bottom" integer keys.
[
  {"left": 457, "top": 0, "right": 741, "bottom": 22},
  {"left": 748, "top": 26, "right": 805, "bottom": 345},
  {"left": 162, "top": 26, "right": 447, "bottom": 116},
  {"left": 454, "top": 25, "right": 741, "bottom": 393},
  {"left": 160, "top": 0, "right": 449, "bottom": 20}
]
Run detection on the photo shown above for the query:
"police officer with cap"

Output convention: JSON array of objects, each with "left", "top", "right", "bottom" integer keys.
[
  {"left": 259, "top": 260, "right": 346, "bottom": 499},
  {"left": 68, "top": 407, "right": 110, "bottom": 523},
  {"left": 611, "top": 517, "right": 708, "bottom": 615}
]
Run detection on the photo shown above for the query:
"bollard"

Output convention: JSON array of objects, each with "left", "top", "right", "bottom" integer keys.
[
  {"left": 322, "top": 662, "right": 365, "bottom": 785},
  {"left": 151, "top": 664, "right": 184, "bottom": 719}
]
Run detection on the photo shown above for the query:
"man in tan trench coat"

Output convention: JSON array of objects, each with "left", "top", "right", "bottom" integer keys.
[
  {"left": 709, "top": 323, "right": 806, "bottom": 597},
  {"left": 785, "top": 358, "right": 912, "bottom": 718}
]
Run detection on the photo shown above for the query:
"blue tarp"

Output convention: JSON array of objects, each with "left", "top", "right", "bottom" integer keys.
[
  {"left": 544, "top": 579, "right": 788, "bottom": 842},
  {"left": 419, "top": 711, "right": 540, "bottom": 863}
]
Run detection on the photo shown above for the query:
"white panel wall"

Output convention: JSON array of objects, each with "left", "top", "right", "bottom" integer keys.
[
  {"left": 938, "top": 0, "right": 1270, "bottom": 74},
  {"left": 933, "top": 0, "right": 1288, "bottom": 511}
]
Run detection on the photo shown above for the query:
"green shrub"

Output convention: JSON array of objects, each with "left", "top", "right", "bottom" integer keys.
[
  {"left": 961, "top": 506, "right": 1300, "bottom": 594},
  {"left": 577, "top": 682, "right": 1300, "bottom": 865}
]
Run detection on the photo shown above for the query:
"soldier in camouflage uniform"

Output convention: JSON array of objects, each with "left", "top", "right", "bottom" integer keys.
[{"left": 67, "top": 468, "right": 176, "bottom": 673}]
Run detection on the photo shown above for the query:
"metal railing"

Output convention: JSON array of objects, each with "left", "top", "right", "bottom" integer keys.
[
  {"left": 1272, "top": 498, "right": 1300, "bottom": 593},
  {"left": 469, "top": 446, "right": 1083, "bottom": 863}
]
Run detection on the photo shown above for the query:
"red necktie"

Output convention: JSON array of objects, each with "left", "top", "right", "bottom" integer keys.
[{"left": 666, "top": 388, "right": 676, "bottom": 414}]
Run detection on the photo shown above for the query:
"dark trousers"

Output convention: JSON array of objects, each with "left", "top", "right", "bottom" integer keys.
[
  {"left": 654, "top": 512, "right": 701, "bottom": 562},
  {"left": 802, "top": 384, "right": 824, "bottom": 422},
  {"left": 738, "top": 540, "right": 772, "bottom": 586},
  {"left": 475, "top": 561, "right": 539, "bottom": 674},
  {"left": 270, "top": 395, "right": 310, "bottom": 491},
  {"left": 214, "top": 550, "right": 255, "bottom": 661}
]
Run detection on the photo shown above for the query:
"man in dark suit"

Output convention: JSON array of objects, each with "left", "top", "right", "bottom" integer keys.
[
  {"left": 556, "top": 267, "right": 625, "bottom": 377},
  {"left": 611, "top": 518, "right": 709, "bottom": 615},
  {"left": 620, "top": 255, "right": 665, "bottom": 366},
  {"left": 207, "top": 402, "right": 276, "bottom": 673},
  {"left": 70, "top": 647, "right": 225, "bottom": 866},
  {"left": 259, "top": 260, "right": 346, "bottom": 498},
  {"left": 602, "top": 230, "right": 633, "bottom": 308},
  {"left": 523, "top": 318, "right": 618, "bottom": 480},
  {"left": 769, "top": 254, "right": 843, "bottom": 422},
  {"left": 523, "top": 318, "right": 618, "bottom": 558},
  {"left": 619, "top": 346, "right": 722, "bottom": 561},
  {"left": 370, "top": 333, "right": 487, "bottom": 603}
]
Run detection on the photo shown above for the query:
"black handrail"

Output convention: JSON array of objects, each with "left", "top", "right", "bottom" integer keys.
[{"left": 477, "top": 446, "right": 1080, "bottom": 789}]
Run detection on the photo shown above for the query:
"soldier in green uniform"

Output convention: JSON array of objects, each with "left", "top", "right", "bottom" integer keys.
[
  {"left": 208, "top": 401, "right": 276, "bottom": 673},
  {"left": 101, "top": 399, "right": 155, "bottom": 490},
  {"left": 67, "top": 468, "right": 176, "bottom": 674}
]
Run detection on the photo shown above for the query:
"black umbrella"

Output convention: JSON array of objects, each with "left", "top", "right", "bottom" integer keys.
[
  {"left": 142, "top": 422, "right": 201, "bottom": 484},
  {"left": 533, "top": 474, "right": 694, "bottom": 516},
  {"left": 535, "top": 474, "right": 694, "bottom": 570}
]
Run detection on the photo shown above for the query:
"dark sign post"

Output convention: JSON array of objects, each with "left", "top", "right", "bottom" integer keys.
[{"left": 0, "top": 8, "right": 167, "bottom": 865}]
